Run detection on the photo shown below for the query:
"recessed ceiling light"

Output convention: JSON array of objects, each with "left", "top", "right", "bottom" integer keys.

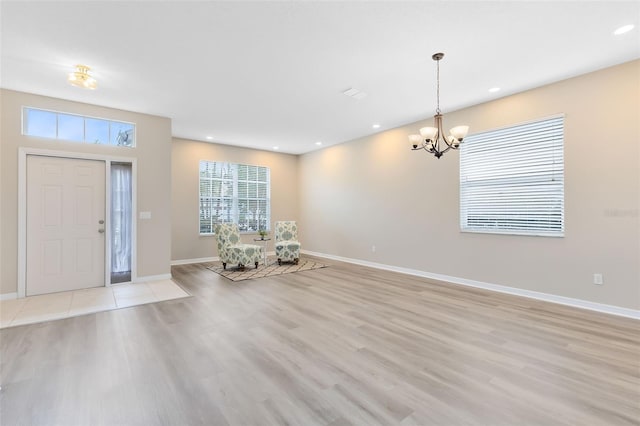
[
  {"left": 315, "top": 141, "right": 322, "bottom": 146},
  {"left": 273, "top": 146, "right": 279, "bottom": 150},
  {"left": 343, "top": 88, "right": 359, "bottom": 97},
  {"left": 372, "top": 124, "right": 381, "bottom": 129},
  {"left": 342, "top": 87, "right": 367, "bottom": 100},
  {"left": 489, "top": 87, "right": 501, "bottom": 93},
  {"left": 614, "top": 24, "right": 635, "bottom": 35},
  {"left": 206, "top": 136, "right": 213, "bottom": 140}
]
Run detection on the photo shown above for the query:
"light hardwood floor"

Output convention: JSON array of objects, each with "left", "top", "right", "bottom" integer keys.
[{"left": 1, "top": 258, "right": 638, "bottom": 425}]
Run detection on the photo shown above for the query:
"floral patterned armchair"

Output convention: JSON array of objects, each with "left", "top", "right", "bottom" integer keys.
[
  {"left": 274, "top": 221, "right": 301, "bottom": 265},
  {"left": 214, "top": 223, "right": 262, "bottom": 270}
]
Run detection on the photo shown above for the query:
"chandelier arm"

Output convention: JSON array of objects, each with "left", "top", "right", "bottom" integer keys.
[
  {"left": 434, "top": 114, "right": 452, "bottom": 150},
  {"left": 436, "top": 115, "right": 456, "bottom": 150},
  {"left": 439, "top": 144, "right": 453, "bottom": 155},
  {"left": 431, "top": 139, "right": 439, "bottom": 154},
  {"left": 438, "top": 124, "right": 446, "bottom": 148},
  {"left": 441, "top": 136, "right": 455, "bottom": 149}
]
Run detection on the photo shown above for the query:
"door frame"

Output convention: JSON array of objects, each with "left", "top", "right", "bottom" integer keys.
[{"left": 18, "top": 147, "right": 138, "bottom": 298}]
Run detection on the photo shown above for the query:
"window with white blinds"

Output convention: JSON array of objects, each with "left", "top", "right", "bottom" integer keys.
[
  {"left": 459, "top": 115, "right": 564, "bottom": 237},
  {"left": 199, "top": 161, "right": 270, "bottom": 235}
]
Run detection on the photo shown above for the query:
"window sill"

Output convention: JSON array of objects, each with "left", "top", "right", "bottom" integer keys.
[{"left": 460, "top": 229, "right": 564, "bottom": 238}]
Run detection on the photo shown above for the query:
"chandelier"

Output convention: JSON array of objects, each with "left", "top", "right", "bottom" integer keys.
[
  {"left": 409, "top": 53, "right": 468, "bottom": 159},
  {"left": 68, "top": 64, "right": 97, "bottom": 90}
]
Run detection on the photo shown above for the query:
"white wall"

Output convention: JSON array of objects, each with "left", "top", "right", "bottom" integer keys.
[{"left": 298, "top": 60, "right": 640, "bottom": 310}]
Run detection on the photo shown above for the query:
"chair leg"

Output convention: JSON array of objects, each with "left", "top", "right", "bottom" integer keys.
[{"left": 222, "top": 262, "right": 227, "bottom": 270}]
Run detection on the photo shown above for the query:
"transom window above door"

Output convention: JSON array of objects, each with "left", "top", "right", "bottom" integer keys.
[{"left": 22, "top": 107, "right": 136, "bottom": 147}]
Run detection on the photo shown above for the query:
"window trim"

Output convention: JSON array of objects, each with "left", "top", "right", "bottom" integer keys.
[
  {"left": 21, "top": 106, "right": 137, "bottom": 147},
  {"left": 459, "top": 114, "right": 565, "bottom": 238},
  {"left": 198, "top": 160, "right": 271, "bottom": 236}
]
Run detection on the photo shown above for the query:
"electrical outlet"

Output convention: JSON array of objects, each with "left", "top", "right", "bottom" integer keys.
[
  {"left": 371, "top": 245, "right": 376, "bottom": 253},
  {"left": 593, "top": 273, "right": 603, "bottom": 285}
]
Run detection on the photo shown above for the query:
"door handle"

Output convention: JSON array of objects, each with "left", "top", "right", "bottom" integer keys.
[
  {"left": 98, "top": 229, "right": 105, "bottom": 233},
  {"left": 99, "top": 220, "right": 105, "bottom": 224}
]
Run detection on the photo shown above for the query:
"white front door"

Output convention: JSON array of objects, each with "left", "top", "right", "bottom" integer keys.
[{"left": 26, "top": 155, "right": 106, "bottom": 296}]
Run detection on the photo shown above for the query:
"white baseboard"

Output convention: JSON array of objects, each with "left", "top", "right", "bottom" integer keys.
[
  {"left": 171, "top": 257, "right": 218, "bottom": 266},
  {"left": 171, "top": 251, "right": 276, "bottom": 266},
  {"left": 133, "top": 273, "right": 172, "bottom": 283},
  {"left": 302, "top": 250, "right": 640, "bottom": 320},
  {"left": 0, "top": 292, "right": 17, "bottom": 301}
]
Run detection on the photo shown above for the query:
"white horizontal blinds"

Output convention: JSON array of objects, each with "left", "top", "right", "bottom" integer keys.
[
  {"left": 237, "top": 164, "right": 270, "bottom": 232},
  {"left": 460, "top": 115, "right": 564, "bottom": 236},
  {"left": 199, "top": 161, "right": 270, "bottom": 234},
  {"left": 199, "top": 161, "right": 234, "bottom": 234}
]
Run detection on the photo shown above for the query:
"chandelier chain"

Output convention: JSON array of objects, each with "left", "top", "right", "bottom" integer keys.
[{"left": 436, "top": 58, "right": 441, "bottom": 115}]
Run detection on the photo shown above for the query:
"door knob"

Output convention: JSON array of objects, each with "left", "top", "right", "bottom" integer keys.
[
  {"left": 98, "top": 229, "right": 105, "bottom": 233},
  {"left": 99, "top": 220, "right": 105, "bottom": 224}
]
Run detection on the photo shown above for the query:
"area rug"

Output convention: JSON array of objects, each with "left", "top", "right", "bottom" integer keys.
[{"left": 207, "top": 258, "right": 328, "bottom": 282}]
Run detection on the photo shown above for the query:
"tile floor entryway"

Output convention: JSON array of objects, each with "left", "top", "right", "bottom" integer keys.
[{"left": 0, "top": 280, "right": 190, "bottom": 329}]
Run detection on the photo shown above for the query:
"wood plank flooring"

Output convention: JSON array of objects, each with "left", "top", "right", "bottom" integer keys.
[{"left": 1, "top": 257, "right": 638, "bottom": 425}]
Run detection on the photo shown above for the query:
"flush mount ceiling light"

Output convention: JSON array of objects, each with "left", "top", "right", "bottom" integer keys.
[
  {"left": 408, "top": 53, "right": 469, "bottom": 159},
  {"left": 68, "top": 64, "right": 97, "bottom": 90}
]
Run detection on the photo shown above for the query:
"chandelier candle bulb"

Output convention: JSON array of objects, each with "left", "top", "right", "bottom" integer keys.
[
  {"left": 419, "top": 127, "right": 438, "bottom": 141},
  {"left": 409, "top": 134, "right": 422, "bottom": 148},
  {"left": 450, "top": 126, "right": 469, "bottom": 140}
]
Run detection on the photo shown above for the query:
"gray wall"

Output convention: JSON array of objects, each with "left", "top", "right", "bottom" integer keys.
[
  {"left": 1, "top": 89, "right": 173, "bottom": 296},
  {"left": 298, "top": 60, "right": 640, "bottom": 310},
  {"left": 171, "top": 138, "right": 299, "bottom": 262}
]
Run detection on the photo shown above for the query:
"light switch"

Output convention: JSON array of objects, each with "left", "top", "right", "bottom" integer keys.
[{"left": 139, "top": 211, "right": 152, "bottom": 220}]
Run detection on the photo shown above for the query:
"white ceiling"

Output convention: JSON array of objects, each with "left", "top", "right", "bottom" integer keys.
[{"left": 1, "top": 1, "right": 639, "bottom": 154}]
